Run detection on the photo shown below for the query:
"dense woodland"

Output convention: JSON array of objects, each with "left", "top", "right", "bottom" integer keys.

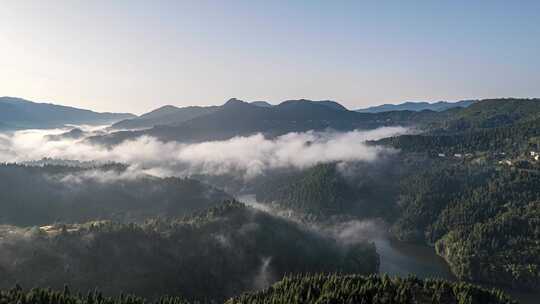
[
  {"left": 0, "top": 202, "right": 378, "bottom": 301},
  {"left": 436, "top": 202, "right": 540, "bottom": 290},
  {"left": 431, "top": 98, "right": 540, "bottom": 132},
  {"left": 249, "top": 99, "right": 540, "bottom": 292},
  {"left": 228, "top": 274, "right": 516, "bottom": 304},
  {"left": 0, "top": 274, "right": 515, "bottom": 304},
  {"left": 0, "top": 163, "right": 230, "bottom": 226},
  {"left": 252, "top": 161, "right": 400, "bottom": 220},
  {"left": 2, "top": 98, "right": 540, "bottom": 302},
  {"left": 383, "top": 99, "right": 540, "bottom": 291},
  {"left": 378, "top": 118, "right": 540, "bottom": 155},
  {"left": 377, "top": 99, "right": 540, "bottom": 155},
  {"left": 254, "top": 164, "right": 359, "bottom": 216},
  {"left": 0, "top": 286, "right": 191, "bottom": 304},
  {"left": 392, "top": 162, "right": 540, "bottom": 289}
]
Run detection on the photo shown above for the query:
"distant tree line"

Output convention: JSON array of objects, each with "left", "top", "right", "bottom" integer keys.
[{"left": 0, "top": 274, "right": 516, "bottom": 304}]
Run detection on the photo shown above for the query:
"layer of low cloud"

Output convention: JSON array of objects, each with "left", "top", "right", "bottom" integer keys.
[
  {"left": 236, "top": 194, "right": 387, "bottom": 245},
  {"left": 0, "top": 126, "right": 407, "bottom": 179}
]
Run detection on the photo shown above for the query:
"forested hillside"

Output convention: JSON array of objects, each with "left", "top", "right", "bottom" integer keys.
[
  {"left": 254, "top": 164, "right": 358, "bottom": 216},
  {"left": 433, "top": 98, "right": 540, "bottom": 131},
  {"left": 436, "top": 201, "right": 540, "bottom": 290},
  {"left": 0, "top": 274, "right": 515, "bottom": 304},
  {"left": 112, "top": 105, "right": 219, "bottom": 130},
  {"left": 0, "top": 97, "right": 134, "bottom": 130},
  {"left": 378, "top": 99, "right": 540, "bottom": 155},
  {"left": 390, "top": 166, "right": 540, "bottom": 290},
  {"left": 0, "top": 202, "right": 378, "bottom": 301},
  {"left": 0, "top": 287, "right": 190, "bottom": 304},
  {"left": 1, "top": 97, "right": 539, "bottom": 302},
  {"left": 378, "top": 118, "right": 540, "bottom": 155},
  {"left": 253, "top": 162, "right": 399, "bottom": 220},
  {"left": 1, "top": 0, "right": 538, "bottom": 300},
  {"left": 228, "top": 274, "right": 515, "bottom": 304},
  {"left": 0, "top": 163, "right": 230, "bottom": 226},
  {"left": 381, "top": 98, "right": 540, "bottom": 290}
]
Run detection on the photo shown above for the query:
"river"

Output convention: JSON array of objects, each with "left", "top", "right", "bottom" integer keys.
[
  {"left": 374, "top": 237, "right": 454, "bottom": 279},
  {"left": 236, "top": 194, "right": 540, "bottom": 304},
  {"left": 375, "top": 237, "right": 539, "bottom": 304}
]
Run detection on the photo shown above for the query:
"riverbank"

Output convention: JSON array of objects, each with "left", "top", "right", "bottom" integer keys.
[
  {"left": 379, "top": 237, "right": 540, "bottom": 304},
  {"left": 235, "top": 194, "right": 540, "bottom": 304}
]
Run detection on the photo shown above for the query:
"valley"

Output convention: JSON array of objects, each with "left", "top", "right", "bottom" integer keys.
[
  {"left": 0, "top": 96, "right": 539, "bottom": 303},
  {"left": 3, "top": 3, "right": 539, "bottom": 302}
]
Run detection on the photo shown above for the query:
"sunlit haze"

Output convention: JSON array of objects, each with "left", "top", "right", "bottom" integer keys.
[
  {"left": 1, "top": 2, "right": 540, "bottom": 302},
  {"left": 1, "top": 0, "right": 539, "bottom": 114}
]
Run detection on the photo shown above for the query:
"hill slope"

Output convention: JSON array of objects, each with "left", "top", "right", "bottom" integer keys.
[
  {"left": 228, "top": 274, "right": 515, "bottom": 304},
  {"left": 0, "top": 97, "right": 134, "bottom": 129},
  {"left": 112, "top": 99, "right": 348, "bottom": 131},
  {"left": 376, "top": 98, "right": 540, "bottom": 155},
  {"left": 435, "top": 98, "right": 540, "bottom": 131},
  {"left": 0, "top": 163, "right": 231, "bottom": 226},
  {"left": 253, "top": 162, "right": 399, "bottom": 219},
  {"left": 0, "top": 274, "right": 516, "bottom": 304},
  {"left": 92, "top": 98, "right": 435, "bottom": 145},
  {"left": 357, "top": 100, "right": 474, "bottom": 113},
  {"left": 368, "top": 98, "right": 540, "bottom": 291},
  {"left": 0, "top": 202, "right": 378, "bottom": 301},
  {"left": 111, "top": 105, "right": 219, "bottom": 130}
]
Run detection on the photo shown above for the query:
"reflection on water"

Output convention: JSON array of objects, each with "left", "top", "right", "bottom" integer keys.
[
  {"left": 374, "top": 237, "right": 455, "bottom": 280},
  {"left": 375, "top": 237, "right": 540, "bottom": 304},
  {"left": 236, "top": 194, "right": 539, "bottom": 304}
]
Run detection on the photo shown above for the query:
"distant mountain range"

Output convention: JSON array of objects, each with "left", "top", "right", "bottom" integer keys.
[
  {"left": 0, "top": 96, "right": 476, "bottom": 133},
  {"left": 3, "top": 96, "right": 524, "bottom": 149},
  {"left": 356, "top": 100, "right": 475, "bottom": 113},
  {"left": 111, "top": 99, "right": 472, "bottom": 133},
  {"left": 111, "top": 99, "right": 349, "bottom": 130},
  {"left": 0, "top": 97, "right": 134, "bottom": 130},
  {"left": 92, "top": 98, "right": 438, "bottom": 145},
  {"left": 112, "top": 104, "right": 219, "bottom": 130},
  {"left": 250, "top": 100, "right": 348, "bottom": 110}
]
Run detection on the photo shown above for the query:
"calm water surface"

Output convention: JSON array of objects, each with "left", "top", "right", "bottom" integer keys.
[
  {"left": 237, "top": 194, "right": 539, "bottom": 303},
  {"left": 374, "top": 237, "right": 454, "bottom": 279},
  {"left": 376, "top": 237, "right": 540, "bottom": 304}
]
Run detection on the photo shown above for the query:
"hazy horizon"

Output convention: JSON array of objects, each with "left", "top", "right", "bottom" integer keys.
[
  {"left": 0, "top": 94, "right": 494, "bottom": 115},
  {"left": 1, "top": 2, "right": 539, "bottom": 303},
  {"left": 2, "top": 1, "right": 540, "bottom": 114}
]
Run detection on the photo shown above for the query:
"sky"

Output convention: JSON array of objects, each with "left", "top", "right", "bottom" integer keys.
[{"left": 1, "top": 0, "right": 539, "bottom": 114}]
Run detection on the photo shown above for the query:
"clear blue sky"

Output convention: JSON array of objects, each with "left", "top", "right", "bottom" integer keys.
[{"left": 1, "top": 0, "right": 539, "bottom": 114}]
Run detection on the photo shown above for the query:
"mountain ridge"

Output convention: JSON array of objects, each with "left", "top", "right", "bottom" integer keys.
[
  {"left": 356, "top": 100, "right": 475, "bottom": 113},
  {"left": 92, "top": 98, "right": 426, "bottom": 145},
  {"left": 112, "top": 98, "right": 350, "bottom": 131},
  {"left": 0, "top": 96, "right": 134, "bottom": 130}
]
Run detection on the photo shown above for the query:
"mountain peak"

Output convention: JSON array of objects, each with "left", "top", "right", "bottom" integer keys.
[
  {"left": 223, "top": 98, "right": 248, "bottom": 107},
  {"left": 139, "top": 105, "right": 181, "bottom": 119},
  {"left": 250, "top": 101, "right": 273, "bottom": 108},
  {"left": 278, "top": 99, "right": 347, "bottom": 111},
  {"left": 156, "top": 105, "right": 180, "bottom": 111}
]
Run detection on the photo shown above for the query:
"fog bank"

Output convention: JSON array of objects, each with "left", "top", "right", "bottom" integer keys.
[{"left": 0, "top": 126, "right": 407, "bottom": 179}]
